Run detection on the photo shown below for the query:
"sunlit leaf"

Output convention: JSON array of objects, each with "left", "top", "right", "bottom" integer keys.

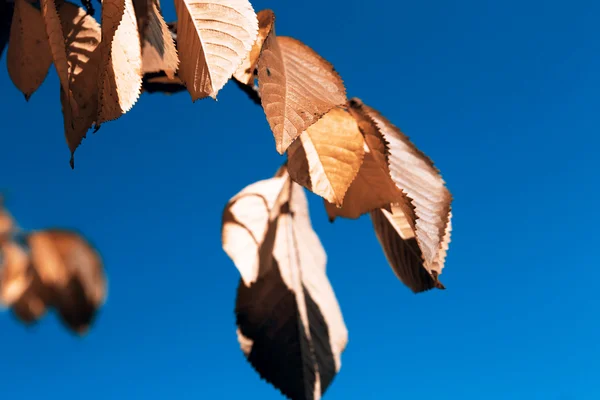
[
  {"left": 287, "top": 107, "right": 364, "bottom": 206},
  {"left": 173, "top": 0, "right": 258, "bottom": 100},
  {"left": 258, "top": 35, "right": 347, "bottom": 154},
  {"left": 349, "top": 98, "right": 453, "bottom": 290},
  {"left": 223, "top": 166, "right": 348, "bottom": 400},
  {"left": 97, "top": 0, "right": 143, "bottom": 124}
]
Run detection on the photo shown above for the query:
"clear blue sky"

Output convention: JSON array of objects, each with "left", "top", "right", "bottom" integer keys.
[{"left": 1, "top": 0, "right": 599, "bottom": 398}]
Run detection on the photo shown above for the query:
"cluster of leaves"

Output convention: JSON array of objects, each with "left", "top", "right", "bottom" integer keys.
[
  {"left": 1, "top": 0, "right": 453, "bottom": 398},
  {"left": 0, "top": 200, "right": 107, "bottom": 334}
]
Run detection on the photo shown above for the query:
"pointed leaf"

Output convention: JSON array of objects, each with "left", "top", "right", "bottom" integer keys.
[
  {"left": 173, "top": 0, "right": 258, "bottom": 100},
  {"left": 140, "top": 0, "right": 179, "bottom": 78},
  {"left": 287, "top": 107, "right": 364, "bottom": 206},
  {"left": 349, "top": 98, "right": 453, "bottom": 287},
  {"left": 233, "top": 8, "right": 274, "bottom": 85},
  {"left": 58, "top": 1, "right": 102, "bottom": 167},
  {"left": 223, "top": 167, "right": 348, "bottom": 400},
  {"left": 371, "top": 205, "right": 445, "bottom": 293},
  {"left": 7, "top": 0, "right": 52, "bottom": 99},
  {"left": 257, "top": 35, "right": 347, "bottom": 154},
  {"left": 97, "top": 0, "right": 143, "bottom": 124},
  {"left": 40, "top": 0, "right": 71, "bottom": 96}
]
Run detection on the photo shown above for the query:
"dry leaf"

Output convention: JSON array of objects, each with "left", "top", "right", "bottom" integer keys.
[
  {"left": 6, "top": 0, "right": 52, "bottom": 100},
  {"left": 257, "top": 35, "right": 347, "bottom": 154},
  {"left": 97, "top": 0, "right": 143, "bottom": 124},
  {"left": 27, "top": 229, "right": 107, "bottom": 333},
  {"left": 287, "top": 107, "right": 364, "bottom": 207},
  {"left": 223, "top": 167, "right": 348, "bottom": 400},
  {"left": 0, "top": 200, "right": 13, "bottom": 241},
  {"left": 58, "top": 1, "right": 102, "bottom": 168},
  {"left": 349, "top": 98, "right": 453, "bottom": 289},
  {"left": 371, "top": 205, "right": 446, "bottom": 293},
  {"left": 233, "top": 8, "right": 274, "bottom": 85},
  {"left": 40, "top": 0, "right": 74, "bottom": 111},
  {"left": 0, "top": 240, "right": 32, "bottom": 306},
  {"left": 323, "top": 103, "right": 405, "bottom": 220},
  {"left": 140, "top": 0, "right": 179, "bottom": 78},
  {"left": 173, "top": 0, "right": 258, "bottom": 100}
]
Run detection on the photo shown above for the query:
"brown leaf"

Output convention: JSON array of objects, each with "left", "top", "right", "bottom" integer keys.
[
  {"left": 58, "top": 1, "right": 102, "bottom": 168},
  {"left": 287, "top": 107, "right": 364, "bottom": 206},
  {"left": 140, "top": 0, "right": 179, "bottom": 78},
  {"left": 0, "top": 240, "right": 32, "bottom": 306},
  {"left": 349, "top": 98, "right": 453, "bottom": 289},
  {"left": 7, "top": 0, "right": 53, "bottom": 100},
  {"left": 0, "top": 200, "right": 13, "bottom": 241},
  {"left": 41, "top": 0, "right": 75, "bottom": 111},
  {"left": 323, "top": 102, "right": 407, "bottom": 220},
  {"left": 223, "top": 166, "right": 348, "bottom": 400},
  {"left": 257, "top": 35, "right": 347, "bottom": 154},
  {"left": 232, "top": 8, "right": 274, "bottom": 85},
  {"left": 371, "top": 205, "right": 445, "bottom": 293},
  {"left": 27, "top": 229, "right": 107, "bottom": 334},
  {"left": 97, "top": 0, "right": 143, "bottom": 124},
  {"left": 173, "top": 0, "right": 258, "bottom": 101}
]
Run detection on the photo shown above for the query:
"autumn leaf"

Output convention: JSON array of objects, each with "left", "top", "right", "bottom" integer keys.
[
  {"left": 257, "top": 34, "right": 347, "bottom": 154},
  {"left": 57, "top": 1, "right": 102, "bottom": 168},
  {"left": 348, "top": 98, "right": 453, "bottom": 291},
  {"left": 97, "top": 0, "right": 143, "bottom": 124},
  {"left": 7, "top": 0, "right": 53, "bottom": 100},
  {"left": 287, "top": 107, "right": 364, "bottom": 207},
  {"left": 140, "top": 0, "right": 179, "bottom": 78},
  {"left": 0, "top": 239, "right": 32, "bottom": 307},
  {"left": 140, "top": 20, "right": 187, "bottom": 95},
  {"left": 40, "top": 0, "right": 76, "bottom": 112},
  {"left": 27, "top": 229, "right": 107, "bottom": 334},
  {"left": 323, "top": 102, "right": 405, "bottom": 221},
  {"left": 233, "top": 8, "right": 274, "bottom": 86},
  {"left": 223, "top": 166, "right": 348, "bottom": 400},
  {"left": 173, "top": 0, "right": 258, "bottom": 101},
  {"left": 0, "top": 199, "right": 13, "bottom": 241}
]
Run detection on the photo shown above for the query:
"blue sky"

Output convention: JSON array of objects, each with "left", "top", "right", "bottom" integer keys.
[{"left": 1, "top": 0, "right": 599, "bottom": 398}]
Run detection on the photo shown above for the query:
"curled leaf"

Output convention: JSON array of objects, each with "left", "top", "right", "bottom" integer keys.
[
  {"left": 287, "top": 107, "right": 364, "bottom": 206},
  {"left": 173, "top": 0, "right": 259, "bottom": 100},
  {"left": 7, "top": 0, "right": 52, "bottom": 100},
  {"left": 349, "top": 98, "right": 453, "bottom": 290},
  {"left": 223, "top": 167, "right": 348, "bottom": 400},
  {"left": 258, "top": 35, "right": 347, "bottom": 154},
  {"left": 97, "top": 0, "right": 143, "bottom": 124}
]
